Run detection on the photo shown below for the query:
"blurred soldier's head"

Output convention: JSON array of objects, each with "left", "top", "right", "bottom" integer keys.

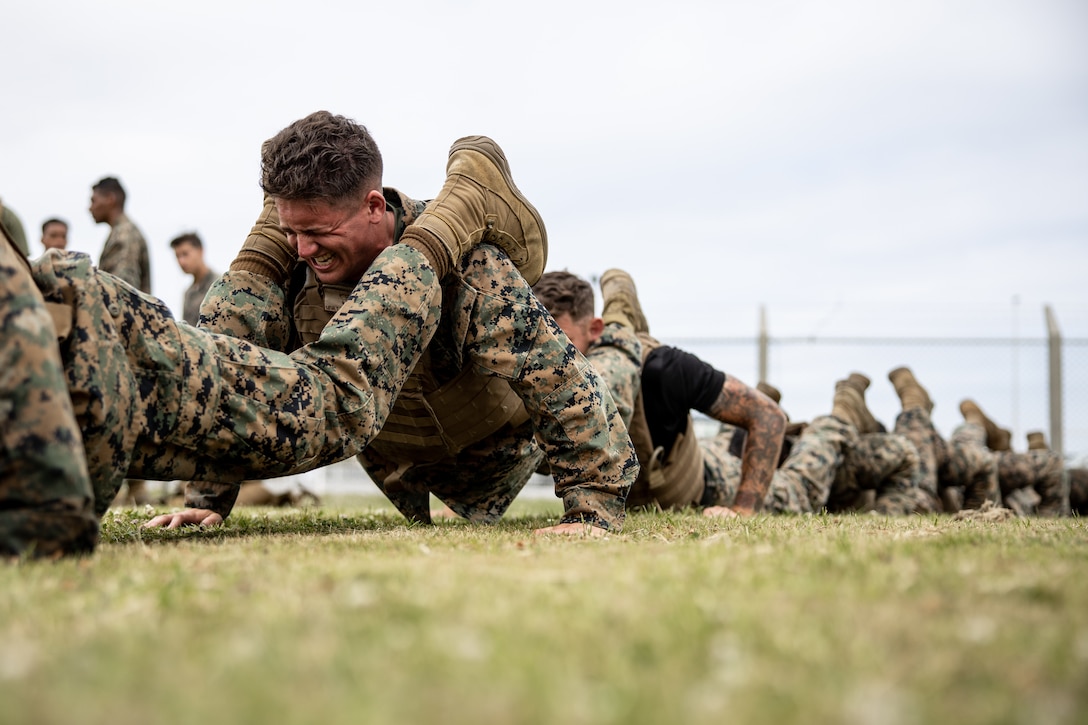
[
  {"left": 170, "top": 232, "right": 207, "bottom": 278},
  {"left": 41, "top": 218, "right": 68, "bottom": 251},
  {"left": 89, "top": 177, "right": 126, "bottom": 224},
  {"left": 533, "top": 270, "right": 603, "bottom": 355}
]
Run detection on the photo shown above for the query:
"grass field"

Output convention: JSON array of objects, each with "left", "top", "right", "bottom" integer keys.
[{"left": 2, "top": 497, "right": 1086, "bottom": 725}]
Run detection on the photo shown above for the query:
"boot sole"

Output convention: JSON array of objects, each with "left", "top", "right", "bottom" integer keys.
[{"left": 448, "top": 135, "right": 548, "bottom": 284}]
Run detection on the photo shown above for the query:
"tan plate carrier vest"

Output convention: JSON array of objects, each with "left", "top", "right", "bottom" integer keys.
[
  {"left": 624, "top": 333, "right": 706, "bottom": 510},
  {"left": 293, "top": 271, "right": 528, "bottom": 463}
]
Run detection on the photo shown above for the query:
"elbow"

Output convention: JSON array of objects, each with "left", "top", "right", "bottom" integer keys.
[{"left": 760, "top": 403, "right": 788, "bottom": 443}]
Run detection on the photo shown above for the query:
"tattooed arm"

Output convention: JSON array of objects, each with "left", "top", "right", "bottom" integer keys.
[{"left": 704, "top": 377, "right": 787, "bottom": 516}]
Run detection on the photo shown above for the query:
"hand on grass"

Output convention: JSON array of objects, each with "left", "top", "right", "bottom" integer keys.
[
  {"left": 533, "top": 522, "right": 607, "bottom": 537},
  {"left": 142, "top": 508, "right": 224, "bottom": 529},
  {"left": 702, "top": 505, "right": 752, "bottom": 519}
]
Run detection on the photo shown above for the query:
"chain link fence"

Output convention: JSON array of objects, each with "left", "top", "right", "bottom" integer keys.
[{"left": 664, "top": 332, "right": 1088, "bottom": 466}]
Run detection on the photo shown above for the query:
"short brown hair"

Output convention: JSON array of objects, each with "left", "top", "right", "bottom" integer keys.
[
  {"left": 169, "top": 232, "right": 203, "bottom": 250},
  {"left": 260, "top": 111, "right": 382, "bottom": 205},
  {"left": 532, "top": 270, "right": 595, "bottom": 320},
  {"left": 41, "top": 218, "right": 68, "bottom": 234}
]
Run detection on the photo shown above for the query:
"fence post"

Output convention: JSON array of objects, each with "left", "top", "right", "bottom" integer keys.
[{"left": 1045, "top": 305, "right": 1063, "bottom": 455}]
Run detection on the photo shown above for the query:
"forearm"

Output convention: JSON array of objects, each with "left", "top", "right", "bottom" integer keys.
[
  {"left": 536, "top": 359, "right": 637, "bottom": 530},
  {"left": 708, "top": 379, "right": 787, "bottom": 512},
  {"left": 459, "top": 249, "right": 637, "bottom": 528},
  {"left": 198, "top": 269, "right": 295, "bottom": 350},
  {"left": 735, "top": 419, "right": 786, "bottom": 510},
  {"left": 496, "top": 326, "right": 636, "bottom": 528}
]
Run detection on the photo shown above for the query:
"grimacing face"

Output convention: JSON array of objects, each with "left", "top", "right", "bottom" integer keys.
[{"left": 276, "top": 193, "right": 390, "bottom": 286}]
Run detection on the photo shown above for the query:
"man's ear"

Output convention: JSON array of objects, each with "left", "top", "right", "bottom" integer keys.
[
  {"left": 588, "top": 316, "right": 605, "bottom": 344},
  {"left": 365, "top": 189, "right": 387, "bottom": 221}
]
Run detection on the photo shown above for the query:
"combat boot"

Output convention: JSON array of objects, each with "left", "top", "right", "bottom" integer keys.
[
  {"left": 840, "top": 373, "right": 879, "bottom": 433},
  {"left": 989, "top": 428, "right": 1012, "bottom": 452},
  {"left": 1026, "top": 431, "right": 1049, "bottom": 450},
  {"left": 831, "top": 378, "right": 878, "bottom": 434},
  {"left": 959, "top": 399, "right": 1007, "bottom": 450},
  {"left": 888, "top": 366, "right": 932, "bottom": 413},
  {"left": 846, "top": 372, "right": 871, "bottom": 392},
  {"left": 958, "top": 399, "right": 986, "bottom": 427},
  {"left": 400, "top": 136, "right": 547, "bottom": 283},
  {"left": 756, "top": 381, "right": 781, "bottom": 404},
  {"left": 599, "top": 268, "right": 649, "bottom": 333}
]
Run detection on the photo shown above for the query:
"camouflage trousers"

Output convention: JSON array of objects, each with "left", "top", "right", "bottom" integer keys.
[
  {"left": 0, "top": 238, "right": 98, "bottom": 557},
  {"left": 893, "top": 408, "right": 999, "bottom": 512},
  {"left": 1068, "top": 468, "right": 1088, "bottom": 516},
  {"left": 892, "top": 407, "right": 943, "bottom": 511},
  {"left": 702, "top": 415, "right": 922, "bottom": 515},
  {"left": 945, "top": 422, "right": 1002, "bottom": 510},
  {"left": 25, "top": 246, "right": 440, "bottom": 517},
  {"left": 995, "top": 449, "right": 1069, "bottom": 516}
]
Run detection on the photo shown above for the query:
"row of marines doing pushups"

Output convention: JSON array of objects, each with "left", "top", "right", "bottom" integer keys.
[{"left": 2, "top": 111, "right": 1082, "bottom": 558}]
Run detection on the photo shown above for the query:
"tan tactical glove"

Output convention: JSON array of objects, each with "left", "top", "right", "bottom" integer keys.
[{"left": 229, "top": 194, "right": 296, "bottom": 284}]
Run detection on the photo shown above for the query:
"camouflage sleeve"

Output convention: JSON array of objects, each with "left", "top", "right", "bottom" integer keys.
[
  {"left": 459, "top": 248, "right": 638, "bottom": 530},
  {"left": 197, "top": 269, "right": 295, "bottom": 351},
  {"left": 183, "top": 269, "right": 295, "bottom": 513},
  {"left": 535, "top": 354, "right": 638, "bottom": 530},
  {"left": 98, "top": 223, "right": 145, "bottom": 290},
  {"left": 181, "top": 211, "right": 298, "bottom": 514},
  {"left": 183, "top": 481, "right": 241, "bottom": 519},
  {"left": 586, "top": 323, "right": 643, "bottom": 430}
]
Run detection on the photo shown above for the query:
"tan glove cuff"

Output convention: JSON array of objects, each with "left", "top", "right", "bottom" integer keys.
[
  {"left": 229, "top": 247, "right": 294, "bottom": 283},
  {"left": 228, "top": 194, "right": 297, "bottom": 284}
]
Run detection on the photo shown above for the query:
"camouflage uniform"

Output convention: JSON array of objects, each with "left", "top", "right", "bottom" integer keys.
[
  {"left": 943, "top": 422, "right": 1002, "bottom": 509},
  {"left": 586, "top": 323, "right": 920, "bottom": 515},
  {"left": 994, "top": 449, "right": 1069, "bottom": 517},
  {"left": 1068, "top": 468, "right": 1088, "bottom": 516},
  {"left": 747, "top": 416, "right": 920, "bottom": 515},
  {"left": 0, "top": 235, "right": 98, "bottom": 557},
  {"left": 893, "top": 407, "right": 1000, "bottom": 512},
  {"left": 193, "top": 191, "right": 635, "bottom": 529},
  {"left": 891, "top": 407, "right": 944, "bottom": 511},
  {"left": 99, "top": 213, "right": 151, "bottom": 294},
  {"left": 182, "top": 268, "right": 219, "bottom": 326},
  {"left": 0, "top": 203, "right": 29, "bottom": 256},
  {"left": 20, "top": 242, "right": 443, "bottom": 518}
]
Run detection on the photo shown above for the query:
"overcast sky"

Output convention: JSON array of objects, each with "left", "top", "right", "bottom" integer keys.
[{"left": 4, "top": 0, "right": 1087, "bottom": 455}]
